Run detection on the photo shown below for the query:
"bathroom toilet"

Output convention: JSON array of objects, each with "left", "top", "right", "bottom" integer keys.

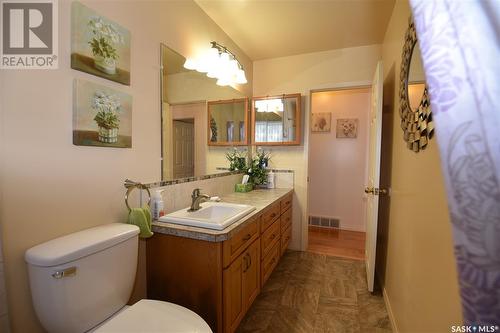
[{"left": 25, "top": 223, "right": 212, "bottom": 333}]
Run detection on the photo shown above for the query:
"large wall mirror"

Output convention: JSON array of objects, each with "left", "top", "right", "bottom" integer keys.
[
  {"left": 161, "top": 44, "right": 248, "bottom": 180},
  {"left": 399, "top": 18, "right": 433, "bottom": 153},
  {"left": 251, "top": 94, "right": 301, "bottom": 145}
]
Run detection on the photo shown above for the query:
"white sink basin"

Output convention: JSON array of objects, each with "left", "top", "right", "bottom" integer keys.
[{"left": 158, "top": 202, "right": 256, "bottom": 230}]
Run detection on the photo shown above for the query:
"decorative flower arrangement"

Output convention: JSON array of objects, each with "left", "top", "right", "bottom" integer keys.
[
  {"left": 92, "top": 91, "right": 121, "bottom": 143},
  {"left": 88, "top": 16, "right": 124, "bottom": 74},
  {"left": 247, "top": 148, "right": 271, "bottom": 185},
  {"left": 225, "top": 148, "right": 247, "bottom": 171}
]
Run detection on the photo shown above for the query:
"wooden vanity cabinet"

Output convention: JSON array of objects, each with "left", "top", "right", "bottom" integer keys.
[
  {"left": 259, "top": 193, "right": 293, "bottom": 286},
  {"left": 280, "top": 194, "right": 293, "bottom": 257},
  {"left": 223, "top": 239, "right": 260, "bottom": 333},
  {"left": 146, "top": 193, "right": 293, "bottom": 333}
]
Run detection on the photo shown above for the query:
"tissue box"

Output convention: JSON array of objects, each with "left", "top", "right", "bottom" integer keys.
[{"left": 235, "top": 183, "right": 253, "bottom": 193}]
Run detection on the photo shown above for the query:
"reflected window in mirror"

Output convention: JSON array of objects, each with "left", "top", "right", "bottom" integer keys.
[
  {"left": 251, "top": 94, "right": 301, "bottom": 145},
  {"left": 160, "top": 44, "right": 248, "bottom": 181}
]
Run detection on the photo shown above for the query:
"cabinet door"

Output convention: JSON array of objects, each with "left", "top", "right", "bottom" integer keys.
[
  {"left": 251, "top": 94, "right": 301, "bottom": 146},
  {"left": 223, "top": 255, "right": 244, "bottom": 333},
  {"left": 243, "top": 240, "right": 260, "bottom": 309}
]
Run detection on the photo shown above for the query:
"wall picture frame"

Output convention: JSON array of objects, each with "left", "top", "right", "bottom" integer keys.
[
  {"left": 71, "top": 1, "right": 131, "bottom": 85},
  {"left": 311, "top": 112, "right": 332, "bottom": 132},
  {"left": 73, "top": 79, "right": 132, "bottom": 148},
  {"left": 336, "top": 118, "right": 358, "bottom": 138}
]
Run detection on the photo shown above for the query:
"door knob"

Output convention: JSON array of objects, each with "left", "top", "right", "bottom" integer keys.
[
  {"left": 365, "top": 187, "right": 389, "bottom": 195},
  {"left": 377, "top": 188, "right": 388, "bottom": 195}
]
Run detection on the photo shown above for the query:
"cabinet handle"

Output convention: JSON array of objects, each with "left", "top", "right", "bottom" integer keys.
[
  {"left": 270, "top": 213, "right": 277, "bottom": 219},
  {"left": 270, "top": 257, "right": 276, "bottom": 267},
  {"left": 243, "top": 254, "right": 249, "bottom": 272},
  {"left": 243, "top": 253, "right": 251, "bottom": 272},
  {"left": 242, "top": 234, "right": 252, "bottom": 241},
  {"left": 270, "top": 233, "right": 276, "bottom": 241}
]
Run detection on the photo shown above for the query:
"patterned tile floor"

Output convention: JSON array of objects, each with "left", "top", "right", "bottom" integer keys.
[{"left": 237, "top": 251, "right": 392, "bottom": 333}]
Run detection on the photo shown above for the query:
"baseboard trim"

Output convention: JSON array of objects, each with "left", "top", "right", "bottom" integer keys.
[
  {"left": 307, "top": 225, "right": 366, "bottom": 233},
  {"left": 381, "top": 287, "right": 399, "bottom": 333}
]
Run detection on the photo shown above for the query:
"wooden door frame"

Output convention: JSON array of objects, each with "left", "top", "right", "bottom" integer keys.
[{"left": 303, "top": 80, "right": 372, "bottom": 251}]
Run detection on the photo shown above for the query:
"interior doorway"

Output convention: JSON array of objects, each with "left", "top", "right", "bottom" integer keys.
[{"left": 307, "top": 87, "right": 371, "bottom": 260}]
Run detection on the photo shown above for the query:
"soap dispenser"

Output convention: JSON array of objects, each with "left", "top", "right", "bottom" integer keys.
[{"left": 151, "top": 189, "right": 165, "bottom": 219}]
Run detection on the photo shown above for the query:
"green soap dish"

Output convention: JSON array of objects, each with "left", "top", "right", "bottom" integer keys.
[{"left": 235, "top": 183, "right": 253, "bottom": 193}]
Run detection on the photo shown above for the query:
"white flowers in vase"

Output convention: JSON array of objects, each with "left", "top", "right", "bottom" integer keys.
[
  {"left": 92, "top": 91, "right": 122, "bottom": 143},
  {"left": 88, "top": 16, "right": 124, "bottom": 74}
]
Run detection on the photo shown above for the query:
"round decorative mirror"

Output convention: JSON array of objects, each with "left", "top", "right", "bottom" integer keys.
[{"left": 399, "top": 18, "right": 433, "bottom": 152}]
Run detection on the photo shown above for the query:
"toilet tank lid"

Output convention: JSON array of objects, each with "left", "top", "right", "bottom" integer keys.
[{"left": 25, "top": 223, "right": 140, "bottom": 267}]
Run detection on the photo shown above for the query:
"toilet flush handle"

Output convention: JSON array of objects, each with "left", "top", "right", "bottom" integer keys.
[{"left": 52, "top": 267, "right": 77, "bottom": 279}]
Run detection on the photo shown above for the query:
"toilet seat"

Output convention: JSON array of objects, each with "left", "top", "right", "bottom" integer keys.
[{"left": 94, "top": 299, "right": 212, "bottom": 333}]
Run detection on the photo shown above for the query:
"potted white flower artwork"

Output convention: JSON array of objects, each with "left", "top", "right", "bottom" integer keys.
[
  {"left": 88, "top": 16, "right": 124, "bottom": 75},
  {"left": 92, "top": 91, "right": 121, "bottom": 143}
]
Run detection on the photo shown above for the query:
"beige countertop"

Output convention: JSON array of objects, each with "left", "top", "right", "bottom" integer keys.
[{"left": 152, "top": 188, "right": 293, "bottom": 242}]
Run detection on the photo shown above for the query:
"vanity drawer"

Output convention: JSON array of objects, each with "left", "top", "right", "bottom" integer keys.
[
  {"left": 281, "top": 225, "right": 292, "bottom": 256},
  {"left": 223, "top": 215, "right": 260, "bottom": 268},
  {"left": 280, "top": 193, "right": 293, "bottom": 215},
  {"left": 280, "top": 207, "right": 292, "bottom": 234},
  {"left": 261, "top": 242, "right": 280, "bottom": 286},
  {"left": 261, "top": 202, "right": 280, "bottom": 233},
  {"left": 261, "top": 219, "right": 280, "bottom": 259}
]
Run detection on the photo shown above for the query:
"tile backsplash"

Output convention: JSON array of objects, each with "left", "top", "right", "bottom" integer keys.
[
  {"left": 136, "top": 171, "right": 294, "bottom": 215},
  {"left": 156, "top": 173, "right": 243, "bottom": 213}
]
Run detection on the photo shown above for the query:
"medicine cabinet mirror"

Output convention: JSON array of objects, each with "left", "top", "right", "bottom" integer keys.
[
  {"left": 251, "top": 94, "right": 301, "bottom": 145},
  {"left": 207, "top": 99, "right": 249, "bottom": 146}
]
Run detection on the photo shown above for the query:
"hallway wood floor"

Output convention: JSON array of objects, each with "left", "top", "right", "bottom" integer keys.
[
  {"left": 237, "top": 251, "right": 391, "bottom": 333},
  {"left": 307, "top": 227, "right": 366, "bottom": 260}
]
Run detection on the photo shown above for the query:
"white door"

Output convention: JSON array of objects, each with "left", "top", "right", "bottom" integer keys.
[
  {"left": 173, "top": 120, "right": 195, "bottom": 179},
  {"left": 365, "top": 61, "right": 384, "bottom": 292}
]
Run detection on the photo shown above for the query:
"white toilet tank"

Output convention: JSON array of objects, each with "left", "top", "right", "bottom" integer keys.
[{"left": 25, "top": 223, "right": 140, "bottom": 333}]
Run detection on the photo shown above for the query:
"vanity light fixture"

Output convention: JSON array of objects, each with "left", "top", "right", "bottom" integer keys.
[
  {"left": 183, "top": 41, "right": 247, "bottom": 86},
  {"left": 255, "top": 99, "right": 284, "bottom": 113}
]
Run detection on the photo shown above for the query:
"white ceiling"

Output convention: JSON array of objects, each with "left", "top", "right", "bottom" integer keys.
[{"left": 195, "top": 0, "right": 395, "bottom": 61}]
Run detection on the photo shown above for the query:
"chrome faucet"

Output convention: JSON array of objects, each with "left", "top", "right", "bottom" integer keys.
[{"left": 189, "top": 188, "right": 210, "bottom": 211}]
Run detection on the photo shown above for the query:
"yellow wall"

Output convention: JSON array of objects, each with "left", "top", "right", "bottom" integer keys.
[
  {"left": 377, "top": 1, "right": 463, "bottom": 332},
  {"left": 253, "top": 44, "right": 382, "bottom": 250},
  {"left": 0, "top": 1, "right": 252, "bottom": 332}
]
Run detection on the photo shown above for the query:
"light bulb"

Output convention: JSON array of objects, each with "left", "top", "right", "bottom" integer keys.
[
  {"left": 196, "top": 58, "right": 209, "bottom": 73},
  {"left": 255, "top": 100, "right": 268, "bottom": 112},
  {"left": 183, "top": 58, "right": 197, "bottom": 70},
  {"left": 207, "top": 52, "right": 221, "bottom": 78},
  {"left": 216, "top": 78, "right": 231, "bottom": 86},
  {"left": 235, "top": 69, "right": 247, "bottom": 84}
]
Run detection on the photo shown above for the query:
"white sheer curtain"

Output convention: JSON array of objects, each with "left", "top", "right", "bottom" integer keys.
[
  {"left": 255, "top": 121, "right": 283, "bottom": 142},
  {"left": 410, "top": 0, "right": 500, "bottom": 325}
]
